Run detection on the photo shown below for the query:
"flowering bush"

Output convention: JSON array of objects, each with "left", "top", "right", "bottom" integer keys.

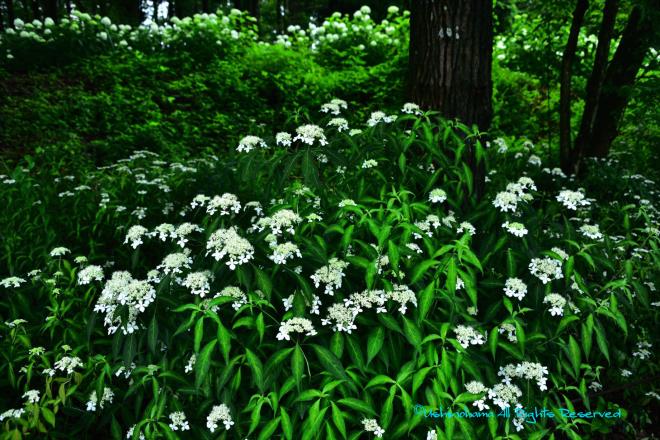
[{"left": 0, "top": 96, "right": 658, "bottom": 439}]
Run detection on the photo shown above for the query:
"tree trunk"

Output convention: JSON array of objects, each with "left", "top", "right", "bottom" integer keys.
[
  {"left": 587, "top": 5, "right": 654, "bottom": 157},
  {"left": 559, "top": 0, "right": 588, "bottom": 175},
  {"left": 574, "top": 0, "right": 618, "bottom": 172},
  {"left": 408, "top": 0, "right": 493, "bottom": 200},
  {"left": 45, "top": 0, "right": 58, "bottom": 19}
]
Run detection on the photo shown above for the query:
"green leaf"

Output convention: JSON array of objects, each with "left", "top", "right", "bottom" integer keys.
[
  {"left": 411, "top": 259, "right": 438, "bottom": 284},
  {"left": 147, "top": 315, "right": 158, "bottom": 356},
  {"left": 446, "top": 257, "right": 457, "bottom": 294},
  {"left": 402, "top": 316, "right": 422, "bottom": 348},
  {"left": 489, "top": 327, "right": 499, "bottom": 360},
  {"left": 217, "top": 322, "right": 231, "bottom": 364},
  {"left": 194, "top": 317, "right": 204, "bottom": 353},
  {"left": 594, "top": 321, "right": 610, "bottom": 363},
  {"left": 280, "top": 408, "right": 293, "bottom": 440},
  {"left": 568, "top": 336, "right": 581, "bottom": 378},
  {"left": 417, "top": 282, "right": 435, "bottom": 322},
  {"left": 245, "top": 348, "right": 265, "bottom": 393},
  {"left": 366, "top": 375, "right": 395, "bottom": 388},
  {"left": 581, "top": 315, "right": 594, "bottom": 361},
  {"left": 122, "top": 334, "right": 137, "bottom": 368},
  {"left": 257, "top": 417, "right": 281, "bottom": 440},
  {"left": 337, "top": 398, "right": 376, "bottom": 417},
  {"left": 311, "top": 344, "right": 349, "bottom": 382},
  {"left": 195, "top": 339, "right": 217, "bottom": 389},
  {"left": 292, "top": 344, "right": 305, "bottom": 390},
  {"left": 366, "top": 327, "right": 385, "bottom": 365},
  {"left": 254, "top": 267, "right": 273, "bottom": 298},
  {"left": 331, "top": 402, "right": 347, "bottom": 439},
  {"left": 42, "top": 407, "right": 55, "bottom": 427}
]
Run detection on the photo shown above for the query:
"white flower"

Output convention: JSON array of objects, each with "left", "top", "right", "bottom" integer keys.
[
  {"left": 269, "top": 242, "right": 302, "bottom": 265},
  {"left": 276, "top": 317, "right": 317, "bottom": 340},
  {"left": 216, "top": 286, "right": 248, "bottom": 310},
  {"left": 556, "top": 190, "right": 590, "bottom": 210},
  {"left": 0, "top": 408, "right": 25, "bottom": 422},
  {"left": 22, "top": 390, "right": 40, "bottom": 404},
  {"left": 499, "top": 323, "right": 518, "bottom": 342},
  {"left": 543, "top": 293, "right": 567, "bottom": 316},
  {"left": 168, "top": 411, "right": 190, "bottom": 431},
  {"left": 206, "top": 228, "right": 254, "bottom": 270},
  {"left": 182, "top": 271, "right": 213, "bottom": 297},
  {"left": 322, "top": 302, "right": 358, "bottom": 333},
  {"left": 236, "top": 135, "right": 267, "bottom": 152},
  {"left": 427, "top": 429, "right": 438, "bottom": 440},
  {"left": 311, "top": 258, "right": 349, "bottom": 295},
  {"left": 401, "top": 103, "right": 422, "bottom": 115},
  {"left": 321, "top": 102, "right": 342, "bottom": 115},
  {"left": 126, "top": 425, "right": 145, "bottom": 440},
  {"left": 185, "top": 354, "right": 196, "bottom": 373},
  {"left": 502, "top": 221, "right": 528, "bottom": 237},
  {"left": 207, "top": 404, "right": 234, "bottom": 432},
  {"left": 50, "top": 247, "right": 70, "bottom": 257},
  {"left": 362, "top": 418, "right": 385, "bottom": 437},
  {"left": 206, "top": 193, "right": 241, "bottom": 216},
  {"left": 0, "top": 277, "right": 26, "bottom": 288},
  {"left": 78, "top": 265, "right": 104, "bottom": 285},
  {"left": 387, "top": 284, "right": 417, "bottom": 314},
  {"left": 429, "top": 189, "right": 447, "bottom": 203},
  {"left": 551, "top": 247, "right": 569, "bottom": 260},
  {"left": 276, "top": 132, "right": 292, "bottom": 147},
  {"left": 157, "top": 252, "right": 192, "bottom": 275},
  {"left": 254, "top": 209, "right": 302, "bottom": 235},
  {"left": 621, "top": 369, "right": 633, "bottom": 378},
  {"left": 493, "top": 191, "right": 519, "bottom": 212},
  {"left": 86, "top": 387, "right": 114, "bottom": 411},
  {"left": 338, "top": 199, "right": 357, "bottom": 208},
  {"left": 498, "top": 362, "right": 549, "bottom": 391},
  {"left": 124, "top": 225, "right": 148, "bottom": 249},
  {"left": 327, "top": 117, "right": 349, "bottom": 131},
  {"left": 529, "top": 257, "right": 563, "bottom": 284},
  {"left": 528, "top": 155, "right": 542, "bottom": 166},
  {"left": 579, "top": 224, "right": 603, "bottom": 241},
  {"left": 293, "top": 124, "right": 328, "bottom": 146},
  {"left": 488, "top": 383, "right": 522, "bottom": 409},
  {"left": 466, "top": 381, "right": 488, "bottom": 394},
  {"left": 454, "top": 325, "right": 485, "bottom": 348},
  {"left": 503, "top": 278, "right": 527, "bottom": 301},
  {"left": 457, "top": 221, "right": 476, "bottom": 236},
  {"left": 367, "top": 111, "right": 396, "bottom": 126},
  {"left": 54, "top": 356, "right": 83, "bottom": 374},
  {"left": 94, "top": 271, "right": 156, "bottom": 335}
]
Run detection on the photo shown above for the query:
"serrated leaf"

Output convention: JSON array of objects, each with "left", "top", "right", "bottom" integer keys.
[{"left": 366, "top": 327, "right": 385, "bottom": 365}]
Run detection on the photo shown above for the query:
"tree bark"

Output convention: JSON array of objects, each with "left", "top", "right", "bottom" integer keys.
[
  {"left": 587, "top": 5, "right": 654, "bottom": 157},
  {"left": 408, "top": 0, "right": 493, "bottom": 200},
  {"left": 559, "top": 0, "right": 588, "bottom": 175},
  {"left": 574, "top": 0, "right": 618, "bottom": 170}
]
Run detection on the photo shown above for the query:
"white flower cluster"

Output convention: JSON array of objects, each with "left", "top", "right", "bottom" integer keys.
[
  {"left": 401, "top": 102, "right": 423, "bottom": 115},
  {"left": 206, "top": 193, "right": 242, "bottom": 215},
  {"left": 579, "top": 224, "right": 604, "bottom": 241},
  {"left": 54, "top": 356, "right": 83, "bottom": 375},
  {"left": 338, "top": 199, "right": 357, "bottom": 208},
  {"left": 185, "top": 354, "right": 196, "bottom": 373},
  {"left": 493, "top": 177, "right": 536, "bottom": 213},
  {"left": 529, "top": 257, "right": 563, "bottom": 284},
  {"left": 322, "top": 303, "right": 358, "bottom": 333},
  {"left": 22, "top": 390, "right": 40, "bottom": 404},
  {"left": 488, "top": 383, "right": 523, "bottom": 410},
  {"left": 276, "top": 317, "right": 317, "bottom": 340},
  {"left": 543, "top": 293, "right": 567, "bottom": 316},
  {"left": 367, "top": 111, "right": 396, "bottom": 126},
  {"left": 502, "top": 221, "right": 528, "bottom": 237},
  {"left": 124, "top": 225, "right": 148, "bottom": 248},
  {"left": 457, "top": 221, "right": 476, "bottom": 236},
  {"left": 293, "top": 124, "right": 328, "bottom": 146},
  {"left": 206, "top": 227, "right": 254, "bottom": 270},
  {"left": 503, "top": 278, "right": 527, "bottom": 301},
  {"left": 388, "top": 284, "right": 418, "bottom": 314},
  {"left": 311, "top": 258, "right": 349, "bottom": 295},
  {"left": 429, "top": 188, "right": 447, "bottom": 203},
  {"left": 50, "top": 246, "right": 70, "bottom": 257},
  {"left": 361, "top": 159, "right": 378, "bottom": 169},
  {"left": 327, "top": 117, "right": 349, "bottom": 131},
  {"left": 556, "top": 189, "right": 590, "bottom": 210},
  {"left": 276, "top": 132, "right": 292, "bottom": 146},
  {"left": 499, "top": 323, "right": 517, "bottom": 342},
  {"left": 182, "top": 271, "right": 213, "bottom": 297},
  {"left": 254, "top": 209, "right": 302, "bottom": 235},
  {"left": 157, "top": 252, "right": 193, "bottom": 276},
  {"left": 269, "top": 242, "right": 302, "bottom": 265},
  {"left": 217, "top": 286, "right": 248, "bottom": 310},
  {"left": 168, "top": 411, "right": 190, "bottom": 431},
  {"left": 413, "top": 214, "right": 441, "bottom": 239},
  {"left": 498, "top": 362, "right": 549, "bottom": 391},
  {"left": 0, "top": 409, "right": 25, "bottom": 421},
  {"left": 207, "top": 404, "right": 234, "bottom": 432},
  {"left": 237, "top": 135, "right": 267, "bottom": 152},
  {"left": 0, "top": 276, "right": 26, "bottom": 288},
  {"left": 454, "top": 325, "right": 486, "bottom": 348},
  {"left": 86, "top": 387, "right": 114, "bottom": 411},
  {"left": 362, "top": 418, "right": 385, "bottom": 438},
  {"left": 94, "top": 271, "right": 156, "bottom": 334},
  {"left": 78, "top": 265, "right": 104, "bottom": 285},
  {"left": 632, "top": 341, "right": 652, "bottom": 360}
]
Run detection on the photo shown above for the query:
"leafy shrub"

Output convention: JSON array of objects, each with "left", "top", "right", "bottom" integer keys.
[{"left": 1, "top": 104, "right": 658, "bottom": 439}]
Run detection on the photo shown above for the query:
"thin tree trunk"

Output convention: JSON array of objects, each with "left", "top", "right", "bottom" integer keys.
[
  {"left": 587, "top": 5, "right": 654, "bottom": 157},
  {"left": 408, "top": 0, "right": 493, "bottom": 199},
  {"left": 574, "top": 0, "right": 618, "bottom": 171},
  {"left": 559, "top": 0, "right": 588, "bottom": 175}
]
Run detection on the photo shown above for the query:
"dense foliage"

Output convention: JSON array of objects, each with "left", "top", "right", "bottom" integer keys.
[{"left": 1, "top": 4, "right": 659, "bottom": 440}]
